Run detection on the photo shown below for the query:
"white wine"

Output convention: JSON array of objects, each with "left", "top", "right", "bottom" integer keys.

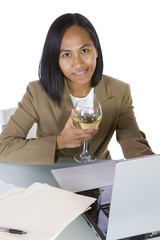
[
  {"left": 73, "top": 99, "right": 102, "bottom": 163},
  {"left": 74, "top": 114, "right": 102, "bottom": 129}
]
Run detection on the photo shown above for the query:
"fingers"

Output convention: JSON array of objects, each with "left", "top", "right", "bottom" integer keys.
[
  {"left": 73, "top": 127, "right": 99, "bottom": 143},
  {"left": 81, "top": 126, "right": 99, "bottom": 137},
  {"left": 56, "top": 110, "right": 99, "bottom": 149},
  {"left": 57, "top": 127, "right": 98, "bottom": 149}
]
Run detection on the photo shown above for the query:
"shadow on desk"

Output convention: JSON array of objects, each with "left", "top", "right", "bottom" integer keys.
[{"left": 0, "top": 157, "right": 106, "bottom": 188}]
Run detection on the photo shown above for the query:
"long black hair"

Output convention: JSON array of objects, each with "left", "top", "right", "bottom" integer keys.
[{"left": 38, "top": 13, "right": 103, "bottom": 104}]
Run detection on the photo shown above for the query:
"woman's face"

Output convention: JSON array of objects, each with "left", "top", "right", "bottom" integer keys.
[{"left": 59, "top": 25, "right": 98, "bottom": 89}]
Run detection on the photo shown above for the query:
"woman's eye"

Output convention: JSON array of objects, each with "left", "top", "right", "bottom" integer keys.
[
  {"left": 81, "top": 49, "right": 89, "bottom": 54},
  {"left": 63, "top": 53, "right": 71, "bottom": 58}
]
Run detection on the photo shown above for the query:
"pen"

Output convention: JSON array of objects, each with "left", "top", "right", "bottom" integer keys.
[{"left": 0, "top": 227, "right": 27, "bottom": 235}]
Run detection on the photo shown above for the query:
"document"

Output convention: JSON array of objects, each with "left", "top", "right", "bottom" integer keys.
[
  {"left": 0, "top": 179, "right": 17, "bottom": 196},
  {"left": 0, "top": 182, "right": 96, "bottom": 240}
]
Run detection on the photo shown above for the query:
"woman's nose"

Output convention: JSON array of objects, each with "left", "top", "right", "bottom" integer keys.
[{"left": 72, "top": 54, "right": 83, "bottom": 67}]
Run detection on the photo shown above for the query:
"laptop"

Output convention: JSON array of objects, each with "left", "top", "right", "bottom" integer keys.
[
  {"left": 77, "top": 154, "right": 160, "bottom": 240},
  {"left": 52, "top": 155, "right": 160, "bottom": 240}
]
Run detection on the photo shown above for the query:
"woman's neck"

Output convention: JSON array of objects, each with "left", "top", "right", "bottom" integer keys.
[{"left": 67, "top": 82, "right": 92, "bottom": 98}]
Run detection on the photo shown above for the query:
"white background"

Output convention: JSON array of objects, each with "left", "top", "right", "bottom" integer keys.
[{"left": 0, "top": 0, "right": 160, "bottom": 159}]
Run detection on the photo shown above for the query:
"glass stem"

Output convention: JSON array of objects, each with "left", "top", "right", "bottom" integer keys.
[{"left": 82, "top": 140, "right": 90, "bottom": 154}]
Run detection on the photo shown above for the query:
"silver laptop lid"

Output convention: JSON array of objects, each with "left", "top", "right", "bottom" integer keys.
[{"left": 107, "top": 154, "right": 160, "bottom": 240}]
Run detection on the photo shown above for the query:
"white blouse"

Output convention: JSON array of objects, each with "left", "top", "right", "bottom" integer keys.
[{"left": 70, "top": 88, "right": 95, "bottom": 107}]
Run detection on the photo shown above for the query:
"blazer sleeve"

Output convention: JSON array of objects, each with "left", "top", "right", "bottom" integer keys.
[
  {"left": 116, "top": 84, "right": 154, "bottom": 159},
  {"left": 0, "top": 83, "right": 58, "bottom": 164}
]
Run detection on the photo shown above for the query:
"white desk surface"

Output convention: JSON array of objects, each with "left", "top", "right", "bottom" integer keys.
[{"left": 0, "top": 157, "right": 111, "bottom": 240}]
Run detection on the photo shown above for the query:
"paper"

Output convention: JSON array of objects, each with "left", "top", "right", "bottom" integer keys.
[
  {"left": 51, "top": 161, "right": 118, "bottom": 192},
  {"left": 0, "top": 183, "right": 96, "bottom": 240},
  {"left": 0, "top": 179, "right": 17, "bottom": 196}
]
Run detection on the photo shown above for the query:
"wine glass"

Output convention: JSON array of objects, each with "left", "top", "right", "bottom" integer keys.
[{"left": 73, "top": 99, "right": 102, "bottom": 163}]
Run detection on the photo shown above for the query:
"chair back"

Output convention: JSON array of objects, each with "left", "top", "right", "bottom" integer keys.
[
  {"left": 0, "top": 108, "right": 16, "bottom": 130},
  {"left": 0, "top": 108, "right": 36, "bottom": 138}
]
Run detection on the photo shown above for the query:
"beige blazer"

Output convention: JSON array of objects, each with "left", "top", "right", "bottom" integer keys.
[{"left": 0, "top": 75, "right": 154, "bottom": 164}]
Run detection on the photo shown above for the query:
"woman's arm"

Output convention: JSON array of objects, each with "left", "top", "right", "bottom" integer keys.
[
  {"left": 0, "top": 82, "right": 58, "bottom": 164},
  {"left": 0, "top": 81, "right": 98, "bottom": 164},
  {"left": 116, "top": 85, "right": 154, "bottom": 159},
  {"left": 0, "top": 104, "right": 58, "bottom": 164}
]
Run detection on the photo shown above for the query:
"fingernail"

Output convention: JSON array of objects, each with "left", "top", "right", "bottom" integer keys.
[{"left": 71, "top": 109, "right": 74, "bottom": 115}]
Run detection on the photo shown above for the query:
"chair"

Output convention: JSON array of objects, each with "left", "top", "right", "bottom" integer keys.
[
  {"left": 0, "top": 108, "right": 37, "bottom": 138},
  {"left": 0, "top": 108, "right": 16, "bottom": 131}
]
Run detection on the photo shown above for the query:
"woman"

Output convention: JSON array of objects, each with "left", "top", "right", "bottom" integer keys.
[{"left": 0, "top": 13, "right": 154, "bottom": 164}]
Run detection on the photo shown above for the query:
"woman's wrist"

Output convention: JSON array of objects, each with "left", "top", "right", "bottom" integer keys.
[{"left": 56, "top": 134, "right": 62, "bottom": 150}]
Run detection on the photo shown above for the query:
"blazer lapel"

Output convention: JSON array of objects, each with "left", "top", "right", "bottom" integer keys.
[
  {"left": 89, "top": 77, "right": 117, "bottom": 154},
  {"left": 49, "top": 81, "right": 74, "bottom": 131}
]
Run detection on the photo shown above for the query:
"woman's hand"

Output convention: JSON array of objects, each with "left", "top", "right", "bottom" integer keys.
[{"left": 56, "top": 110, "right": 99, "bottom": 149}]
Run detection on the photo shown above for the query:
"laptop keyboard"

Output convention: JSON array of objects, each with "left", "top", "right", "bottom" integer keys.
[
  {"left": 77, "top": 185, "right": 113, "bottom": 240},
  {"left": 101, "top": 204, "right": 110, "bottom": 218}
]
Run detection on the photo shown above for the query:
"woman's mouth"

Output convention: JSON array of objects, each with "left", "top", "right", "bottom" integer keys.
[{"left": 72, "top": 68, "right": 89, "bottom": 77}]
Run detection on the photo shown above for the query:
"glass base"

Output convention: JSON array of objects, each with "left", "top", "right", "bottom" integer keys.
[{"left": 74, "top": 152, "right": 96, "bottom": 164}]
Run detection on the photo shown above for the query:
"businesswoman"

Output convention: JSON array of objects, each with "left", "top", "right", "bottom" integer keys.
[{"left": 0, "top": 13, "right": 154, "bottom": 164}]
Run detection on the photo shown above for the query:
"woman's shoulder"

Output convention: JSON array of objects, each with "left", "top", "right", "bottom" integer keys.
[
  {"left": 26, "top": 80, "right": 47, "bottom": 96},
  {"left": 22, "top": 80, "right": 49, "bottom": 104},
  {"left": 102, "top": 74, "right": 129, "bottom": 88},
  {"left": 27, "top": 80, "right": 43, "bottom": 90},
  {"left": 101, "top": 74, "right": 130, "bottom": 96}
]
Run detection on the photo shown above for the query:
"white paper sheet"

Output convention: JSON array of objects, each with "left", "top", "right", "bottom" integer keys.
[
  {"left": 0, "top": 182, "right": 96, "bottom": 240},
  {"left": 51, "top": 161, "right": 118, "bottom": 192},
  {"left": 0, "top": 179, "right": 17, "bottom": 196}
]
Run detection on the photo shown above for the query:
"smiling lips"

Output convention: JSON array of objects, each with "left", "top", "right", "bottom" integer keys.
[{"left": 72, "top": 68, "right": 89, "bottom": 77}]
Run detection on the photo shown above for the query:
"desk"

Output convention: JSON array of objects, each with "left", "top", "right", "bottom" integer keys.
[{"left": 0, "top": 157, "right": 105, "bottom": 240}]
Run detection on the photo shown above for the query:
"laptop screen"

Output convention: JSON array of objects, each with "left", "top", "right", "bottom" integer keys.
[
  {"left": 107, "top": 155, "right": 160, "bottom": 240},
  {"left": 78, "top": 155, "right": 160, "bottom": 240}
]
